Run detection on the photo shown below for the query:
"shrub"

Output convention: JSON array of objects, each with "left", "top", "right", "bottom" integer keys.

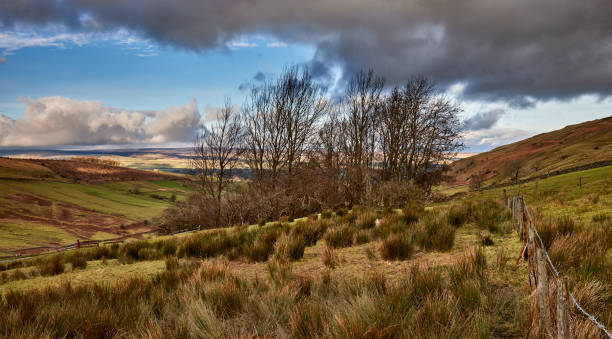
[
  {"left": 247, "top": 228, "right": 281, "bottom": 262},
  {"left": 322, "top": 246, "right": 338, "bottom": 269},
  {"left": 67, "top": 251, "right": 87, "bottom": 270},
  {"left": 356, "top": 212, "right": 376, "bottom": 230},
  {"left": 321, "top": 210, "right": 333, "bottom": 219},
  {"left": 372, "top": 215, "right": 409, "bottom": 239},
  {"left": 414, "top": 215, "right": 456, "bottom": 252},
  {"left": 121, "top": 240, "right": 152, "bottom": 260},
  {"left": 274, "top": 233, "right": 306, "bottom": 261},
  {"left": 324, "top": 224, "right": 354, "bottom": 248},
  {"left": 291, "top": 220, "right": 326, "bottom": 246},
  {"left": 37, "top": 254, "right": 65, "bottom": 276},
  {"left": 380, "top": 232, "right": 414, "bottom": 260}
]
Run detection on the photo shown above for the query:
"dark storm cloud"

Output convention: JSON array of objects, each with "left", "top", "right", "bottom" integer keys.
[
  {"left": 464, "top": 109, "right": 505, "bottom": 131},
  {"left": 2, "top": 0, "right": 612, "bottom": 104}
]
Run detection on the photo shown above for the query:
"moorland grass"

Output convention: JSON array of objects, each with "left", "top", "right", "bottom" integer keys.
[{"left": 0, "top": 245, "right": 530, "bottom": 338}]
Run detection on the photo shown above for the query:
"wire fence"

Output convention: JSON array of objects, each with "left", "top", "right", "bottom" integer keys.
[
  {"left": 508, "top": 196, "right": 611, "bottom": 338},
  {"left": 0, "top": 228, "right": 199, "bottom": 263}
]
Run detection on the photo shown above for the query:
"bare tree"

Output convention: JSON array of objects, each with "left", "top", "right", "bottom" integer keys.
[
  {"left": 314, "top": 106, "right": 344, "bottom": 207},
  {"left": 193, "top": 99, "right": 244, "bottom": 227},
  {"left": 243, "top": 66, "right": 327, "bottom": 216},
  {"left": 378, "top": 76, "right": 463, "bottom": 189},
  {"left": 341, "top": 69, "right": 384, "bottom": 205}
]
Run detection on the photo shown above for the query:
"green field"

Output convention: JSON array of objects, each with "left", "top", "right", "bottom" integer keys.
[
  {"left": 0, "top": 179, "right": 193, "bottom": 252},
  {"left": 465, "top": 165, "right": 612, "bottom": 221}
]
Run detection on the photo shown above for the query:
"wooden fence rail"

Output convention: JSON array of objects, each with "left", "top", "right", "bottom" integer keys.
[{"left": 508, "top": 196, "right": 611, "bottom": 338}]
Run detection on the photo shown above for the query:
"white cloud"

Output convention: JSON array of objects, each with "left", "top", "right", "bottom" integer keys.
[
  {"left": 0, "top": 29, "right": 91, "bottom": 57},
  {"left": 203, "top": 104, "right": 242, "bottom": 122},
  {"left": 0, "top": 97, "right": 201, "bottom": 146},
  {"left": 226, "top": 40, "right": 257, "bottom": 49},
  {"left": 266, "top": 41, "right": 287, "bottom": 47},
  {"left": 462, "top": 128, "right": 534, "bottom": 150},
  {"left": 0, "top": 25, "right": 159, "bottom": 60}
]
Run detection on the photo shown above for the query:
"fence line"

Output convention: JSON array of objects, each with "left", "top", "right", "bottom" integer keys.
[
  {"left": 0, "top": 228, "right": 199, "bottom": 263},
  {"left": 508, "top": 196, "right": 611, "bottom": 338}
]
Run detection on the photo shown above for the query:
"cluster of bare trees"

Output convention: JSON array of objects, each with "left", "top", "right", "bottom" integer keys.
[{"left": 158, "top": 66, "right": 463, "bottom": 232}]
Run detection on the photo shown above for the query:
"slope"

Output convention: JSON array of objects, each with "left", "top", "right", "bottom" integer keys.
[
  {"left": 449, "top": 116, "right": 612, "bottom": 185},
  {"left": 0, "top": 157, "right": 194, "bottom": 254}
]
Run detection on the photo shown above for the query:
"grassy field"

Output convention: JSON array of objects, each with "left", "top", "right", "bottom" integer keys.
[
  {"left": 0, "top": 195, "right": 532, "bottom": 337},
  {"left": 0, "top": 177, "right": 193, "bottom": 253},
  {"left": 0, "top": 164, "right": 609, "bottom": 337},
  {"left": 466, "top": 165, "right": 612, "bottom": 220}
]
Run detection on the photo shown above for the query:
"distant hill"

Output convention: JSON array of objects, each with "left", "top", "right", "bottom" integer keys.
[
  {"left": 449, "top": 116, "right": 612, "bottom": 186},
  {"left": 0, "top": 157, "right": 182, "bottom": 183}
]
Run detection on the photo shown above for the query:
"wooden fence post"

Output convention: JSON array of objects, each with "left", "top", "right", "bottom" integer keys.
[
  {"left": 517, "top": 197, "right": 524, "bottom": 235},
  {"left": 557, "top": 277, "right": 569, "bottom": 339},
  {"left": 528, "top": 221, "right": 536, "bottom": 287},
  {"left": 537, "top": 247, "right": 551, "bottom": 337}
]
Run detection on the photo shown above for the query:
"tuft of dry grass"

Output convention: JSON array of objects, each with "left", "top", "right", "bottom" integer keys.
[
  {"left": 324, "top": 224, "right": 355, "bottom": 248},
  {"left": 414, "top": 214, "right": 456, "bottom": 252},
  {"left": 380, "top": 232, "right": 414, "bottom": 261},
  {"left": 322, "top": 246, "right": 339, "bottom": 269}
]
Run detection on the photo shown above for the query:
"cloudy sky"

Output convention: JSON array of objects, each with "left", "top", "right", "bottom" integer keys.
[{"left": 0, "top": 0, "right": 611, "bottom": 151}]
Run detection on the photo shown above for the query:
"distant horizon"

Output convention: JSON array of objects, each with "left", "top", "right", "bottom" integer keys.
[{"left": 1, "top": 115, "right": 609, "bottom": 155}]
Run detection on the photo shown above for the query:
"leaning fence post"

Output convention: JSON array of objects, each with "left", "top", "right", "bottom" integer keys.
[
  {"left": 557, "top": 277, "right": 569, "bottom": 339},
  {"left": 537, "top": 247, "right": 551, "bottom": 337}
]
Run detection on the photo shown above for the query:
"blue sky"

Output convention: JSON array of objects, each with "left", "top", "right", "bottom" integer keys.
[
  {"left": 0, "top": 32, "right": 314, "bottom": 118},
  {"left": 1, "top": 1, "right": 611, "bottom": 151}
]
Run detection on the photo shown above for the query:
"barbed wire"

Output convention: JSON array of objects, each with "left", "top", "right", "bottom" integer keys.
[{"left": 517, "top": 197, "right": 612, "bottom": 338}]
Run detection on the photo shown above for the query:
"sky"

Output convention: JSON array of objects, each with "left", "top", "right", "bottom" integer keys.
[{"left": 0, "top": 0, "right": 611, "bottom": 152}]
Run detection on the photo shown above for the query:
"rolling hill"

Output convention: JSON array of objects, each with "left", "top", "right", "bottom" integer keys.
[
  {"left": 449, "top": 116, "right": 612, "bottom": 186},
  {"left": 0, "top": 157, "right": 194, "bottom": 255}
]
